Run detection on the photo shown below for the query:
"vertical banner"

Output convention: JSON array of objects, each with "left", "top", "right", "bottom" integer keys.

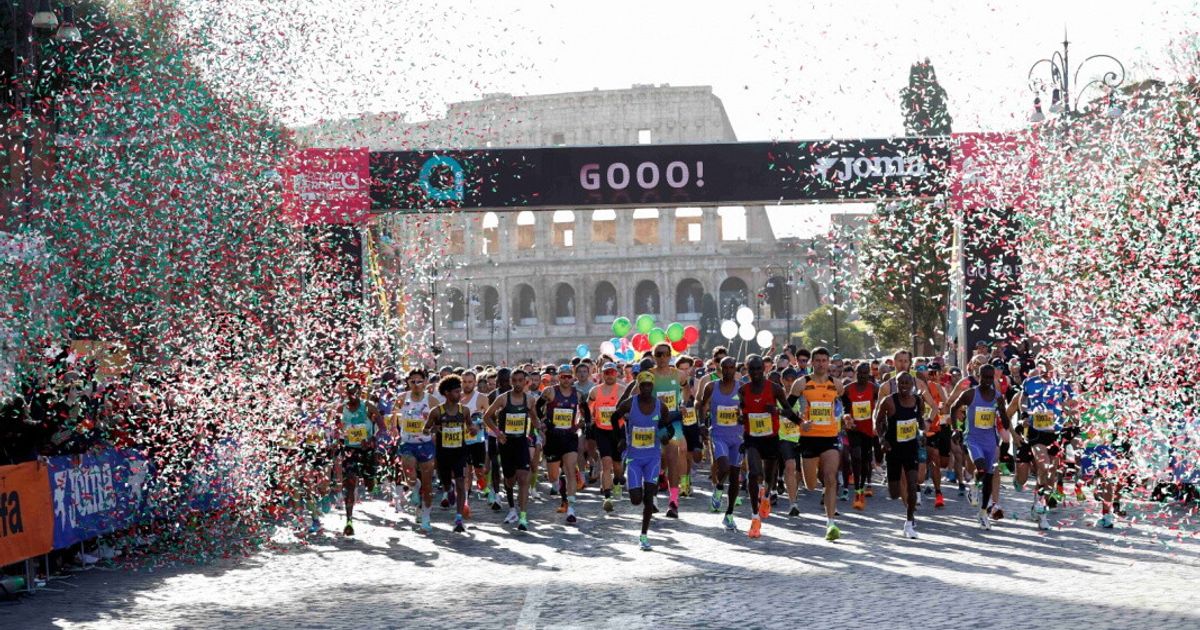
[
  {"left": 282, "top": 148, "right": 371, "bottom": 225},
  {"left": 0, "top": 462, "right": 53, "bottom": 566},
  {"left": 47, "top": 449, "right": 151, "bottom": 549}
]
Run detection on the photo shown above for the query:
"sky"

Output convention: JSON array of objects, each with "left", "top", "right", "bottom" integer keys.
[{"left": 185, "top": 0, "right": 1199, "bottom": 236}]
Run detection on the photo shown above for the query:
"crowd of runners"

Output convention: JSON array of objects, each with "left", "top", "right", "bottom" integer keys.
[{"left": 291, "top": 341, "right": 1122, "bottom": 551}]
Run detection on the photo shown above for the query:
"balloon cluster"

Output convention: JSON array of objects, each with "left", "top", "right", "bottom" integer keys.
[
  {"left": 718, "top": 306, "right": 775, "bottom": 349},
  {"left": 596, "top": 314, "right": 700, "bottom": 361}
]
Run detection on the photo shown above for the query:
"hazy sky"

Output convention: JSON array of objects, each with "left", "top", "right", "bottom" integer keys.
[{"left": 188, "top": 0, "right": 1199, "bottom": 236}]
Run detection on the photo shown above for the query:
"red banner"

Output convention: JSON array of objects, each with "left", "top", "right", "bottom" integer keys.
[
  {"left": 0, "top": 462, "right": 53, "bottom": 567},
  {"left": 282, "top": 148, "right": 371, "bottom": 225}
]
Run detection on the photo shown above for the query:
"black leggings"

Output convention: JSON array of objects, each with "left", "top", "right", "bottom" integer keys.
[{"left": 849, "top": 431, "right": 874, "bottom": 490}]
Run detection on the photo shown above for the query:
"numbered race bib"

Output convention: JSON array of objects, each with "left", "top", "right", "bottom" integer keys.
[
  {"left": 504, "top": 413, "right": 527, "bottom": 436},
  {"left": 779, "top": 419, "right": 800, "bottom": 440},
  {"left": 597, "top": 406, "right": 615, "bottom": 429},
  {"left": 851, "top": 401, "right": 872, "bottom": 421},
  {"left": 681, "top": 407, "right": 698, "bottom": 427},
  {"left": 809, "top": 401, "right": 834, "bottom": 425},
  {"left": 896, "top": 419, "right": 918, "bottom": 443},
  {"left": 716, "top": 406, "right": 739, "bottom": 427},
  {"left": 552, "top": 407, "right": 574, "bottom": 430},
  {"left": 657, "top": 391, "right": 678, "bottom": 412},
  {"left": 345, "top": 425, "right": 368, "bottom": 446},
  {"left": 1032, "top": 411, "right": 1055, "bottom": 431},
  {"left": 748, "top": 412, "right": 773, "bottom": 437},
  {"left": 403, "top": 417, "right": 425, "bottom": 435},
  {"left": 631, "top": 426, "right": 655, "bottom": 448},
  {"left": 974, "top": 408, "right": 996, "bottom": 430},
  {"left": 442, "top": 425, "right": 463, "bottom": 448}
]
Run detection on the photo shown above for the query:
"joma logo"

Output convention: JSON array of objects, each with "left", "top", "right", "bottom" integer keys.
[{"left": 813, "top": 156, "right": 927, "bottom": 181}]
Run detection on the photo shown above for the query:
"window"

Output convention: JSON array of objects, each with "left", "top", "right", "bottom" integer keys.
[
  {"left": 447, "top": 222, "right": 465, "bottom": 254},
  {"left": 632, "top": 208, "right": 659, "bottom": 246},
  {"left": 718, "top": 206, "right": 747, "bottom": 241},
  {"left": 551, "top": 132, "right": 566, "bottom": 146},
  {"left": 674, "top": 207, "right": 702, "bottom": 244},
  {"left": 553, "top": 210, "right": 575, "bottom": 247},
  {"left": 516, "top": 211, "right": 536, "bottom": 250},
  {"left": 638, "top": 129, "right": 652, "bottom": 144},
  {"left": 592, "top": 209, "right": 616, "bottom": 244},
  {"left": 481, "top": 212, "right": 498, "bottom": 255}
]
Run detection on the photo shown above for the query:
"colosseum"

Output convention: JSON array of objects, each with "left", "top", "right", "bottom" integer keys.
[{"left": 297, "top": 84, "right": 865, "bottom": 365}]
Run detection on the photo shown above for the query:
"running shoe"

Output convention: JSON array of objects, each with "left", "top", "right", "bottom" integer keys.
[
  {"left": 309, "top": 517, "right": 321, "bottom": 534},
  {"left": 852, "top": 493, "right": 865, "bottom": 511},
  {"left": 1075, "top": 486, "right": 1086, "bottom": 502},
  {"left": 666, "top": 502, "right": 679, "bottom": 519},
  {"left": 957, "top": 482, "right": 966, "bottom": 496},
  {"left": 650, "top": 501, "right": 660, "bottom": 515},
  {"left": 613, "top": 484, "right": 623, "bottom": 500},
  {"left": 748, "top": 517, "right": 762, "bottom": 539},
  {"left": 440, "top": 493, "right": 450, "bottom": 509},
  {"left": 490, "top": 500, "right": 503, "bottom": 512},
  {"left": 577, "top": 471, "right": 586, "bottom": 491},
  {"left": 453, "top": 518, "right": 465, "bottom": 533},
  {"left": 990, "top": 506, "right": 1004, "bottom": 520},
  {"left": 639, "top": 534, "right": 652, "bottom": 551},
  {"left": 603, "top": 498, "right": 614, "bottom": 513},
  {"left": 916, "top": 491, "right": 923, "bottom": 507},
  {"left": 556, "top": 502, "right": 568, "bottom": 513},
  {"left": 825, "top": 524, "right": 841, "bottom": 541},
  {"left": 710, "top": 492, "right": 722, "bottom": 513},
  {"left": 839, "top": 487, "right": 850, "bottom": 502},
  {"left": 864, "top": 486, "right": 874, "bottom": 497},
  {"left": 945, "top": 470, "right": 957, "bottom": 483},
  {"left": 903, "top": 521, "right": 918, "bottom": 539},
  {"left": 1013, "top": 478, "right": 1025, "bottom": 492},
  {"left": 923, "top": 484, "right": 934, "bottom": 496},
  {"left": 477, "top": 476, "right": 487, "bottom": 491},
  {"left": 735, "top": 495, "right": 743, "bottom": 506},
  {"left": 1038, "top": 513, "right": 1051, "bottom": 531},
  {"left": 1097, "top": 513, "right": 1115, "bottom": 529},
  {"left": 769, "top": 492, "right": 779, "bottom": 507},
  {"left": 934, "top": 492, "right": 945, "bottom": 509},
  {"left": 420, "top": 515, "right": 433, "bottom": 533},
  {"left": 566, "top": 512, "right": 578, "bottom": 525},
  {"left": 758, "top": 495, "right": 771, "bottom": 519},
  {"left": 723, "top": 514, "right": 737, "bottom": 531},
  {"left": 978, "top": 510, "right": 991, "bottom": 530},
  {"left": 409, "top": 488, "right": 422, "bottom": 506},
  {"left": 788, "top": 504, "right": 801, "bottom": 517},
  {"left": 463, "top": 503, "right": 472, "bottom": 519},
  {"left": 343, "top": 520, "right": 354, "bottom": 537},
  {"left": 967, "top": 485, "right": 978, "bottom": 507},
  {"left": 548, "top": 486, "right": 559, "bottom": 497},
  {"left": 504, "top": 508, "right": 519, "bottom": 524},
  {"left": 517, "top": 519, "right": 528, "bottom": 532}
]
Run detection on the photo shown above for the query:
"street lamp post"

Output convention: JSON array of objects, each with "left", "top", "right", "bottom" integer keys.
[
  {"left": 1027, "top": 29, "right": 1126, "bottom": 121},
  {"left": 761, "top": 264, "right": 793, "bottom": 344}
]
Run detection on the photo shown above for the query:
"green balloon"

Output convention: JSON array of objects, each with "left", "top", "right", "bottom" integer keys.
[
  {"left": 612, "top": 317, "right": 632, "bottom": 337},
  {"left": 666, "top": 322, "right": 685, "bottom": 342},
  {"left": 635, "top": 314, "right": 656, "bottom": 334},
  {"left": 648, "top": 327, "right": 667, "bottom": 345}
]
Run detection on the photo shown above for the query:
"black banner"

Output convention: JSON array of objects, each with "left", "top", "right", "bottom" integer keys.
[{"left": 370, "top": 137, "right": 950, "bottom": 212}]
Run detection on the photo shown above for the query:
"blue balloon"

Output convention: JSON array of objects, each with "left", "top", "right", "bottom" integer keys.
[
  {"left": 610, "top": 337, "right": 622, "bottom": 348},
  {"left": 576, "top": 344, "right": 590, "bottom": 358}
]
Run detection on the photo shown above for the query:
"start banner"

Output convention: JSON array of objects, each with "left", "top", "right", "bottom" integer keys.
[{"left": 0, "top": 461, "right": 53, "bottom": 567}]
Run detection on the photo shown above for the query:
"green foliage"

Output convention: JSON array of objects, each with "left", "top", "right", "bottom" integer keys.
[{"left": 798, "top": 305, "right": 874, "bottom": 359}]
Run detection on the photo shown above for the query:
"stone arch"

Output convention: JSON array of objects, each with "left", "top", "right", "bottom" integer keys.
[
  {"left": 675, "top": 278, "right": 704, "bottom": 321},
  {"left": 479, "top": 285, "right": 500, "bottom": 324},
  {"left": 718, "top": 276, "right": 749, "bottom": 321},
  {"left": 635, "top": 280, "right": 661, "bottom": 315},
  {"left": 446, "top": 288, "right": 465, "bottom": 326},
  {"left": 593, "top": 281, "right": 618, "bottom": 322},
  {"left": 512, "top": 283, "right": 537, "bottom": 325},
  {"left": 765, "top": 275, "right": 788, "bottom": 319},
  {"left": 554, "top": 283, "right": 577, "bottom": 324}
]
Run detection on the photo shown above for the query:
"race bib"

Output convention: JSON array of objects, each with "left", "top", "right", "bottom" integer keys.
[
  {"left": 681, "top": 407, "right": 698, "bottom": 427},
  {"left": 631, "top": 426, "right": 655, "bottom": 448},
  {"left": 504, "top": 413, "right": 527, "bottom": 436},
  {"left": 809, "top": 401, "right": 834, "bottom": 425},
  {"left": 345, "top": 425, "right": 368, "bottom": 446},
  {"left": 896, "top": 419, "right": 918, "bottom": 443},
  {"left": 1032, "top": 411, "right": 1055, "bottom": 431},
  {"left": 974, "top": 408, "right": 996, "bottom": 430},
  {"left": 442, "top": 425, "right": 463, "bottom": 448},
  {"left": 597, "top": 406, "right": 615, "bottom": 429},
  {"left": 779, "top": 419, "right": 800, "bottom": 440},
  {"left": 716, "top": 406, "right": 739, "bottom": 427},
  {"left": 552, "top": 407, "right": 574, "bottom": 430},
  {"left": 657, "top": 390, "right": 678, "bottom": 412},
  {"left": 403, "top": 417, "right": 425, "bottom": 435},
  {"left": 852, "top": 400, "right": 872, "bottom": 421},
  {"left": 748, "top": 412, "right": 773, "bottom": 437}
]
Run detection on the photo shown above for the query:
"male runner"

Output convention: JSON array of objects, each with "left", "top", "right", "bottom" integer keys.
[
  {"left": 790, "top": 347, "right": 846, "bottom": 541},
  {"left": 543, "top": 365, "right": 590, "bottom": 524},
  {"left": 482, "top": 369, "right": 543, "bottom": 532},
  {"left": 1019, "top": 358, "right": 1075, "bottom": 530},
  {"left": 336, "top": 381, "right": 381, "bottom": 536},
  {"left": 589, "top": 362, "right": 626, "bottom": 511},
  {"left": 425, "top": 375, "right": 475, "bottom": 533},
  {"left": 484, "top": 368, "right": 512, "bottom": 510},
  {"left": 949, "top": 364, "right": 1012, "bottom": 530},
  {"left": 843, "top": 362, "right": 879, "bottom": 510},
  {"left": 397, "top": 369, "right": 437, "bottom": 522},
  {"left": 740, "top": 354, "right": 803, "bottom": 538},
  {"left": 875, "top": 372, "right": 925, "bottom": 539},
  {"left": 698, "top": 356, "right": 743, "bottom": 531},
  {"left": 610, "top": 370, "right": 676, "bottom": 550}
]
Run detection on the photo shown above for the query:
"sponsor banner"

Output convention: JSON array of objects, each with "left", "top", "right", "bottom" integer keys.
[
  {"left": 0, "top": 462, "right": 53, "bottom": 567},
  {"left": 47, "top": 449, "right": 151, "bottom": 549},
  {"left": 282, "top": 148, "right": 371, "bottom": 224},
  {"left": 369, "top": 137, "right": 950, "bottom": 211}
]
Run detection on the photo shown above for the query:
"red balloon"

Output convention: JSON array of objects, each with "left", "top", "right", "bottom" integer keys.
[
  {"left": 683, "top": 325, "right": 700, "bottom": 344},
  {"left": 631, "top": 333, "right": 651, "bottom": 352},
  {"left": 671, "top": 338, "right": 688, "bottom": 353}
]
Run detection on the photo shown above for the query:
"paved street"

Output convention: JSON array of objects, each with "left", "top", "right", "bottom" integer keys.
[{"left": 5, "top": 473, "right": 1199, "bottom": 630}]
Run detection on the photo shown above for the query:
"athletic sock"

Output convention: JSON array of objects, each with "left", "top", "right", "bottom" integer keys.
[{"left": 669, "top": 487, "right": 680, "bottom": 505}]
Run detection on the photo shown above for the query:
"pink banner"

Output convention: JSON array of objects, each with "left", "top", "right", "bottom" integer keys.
[
  {"left": 282, "top": 148, "right": 370, "bottom": 224},
  {"left": 949, "top": 132, "right": 1039, "bottom": 212}
]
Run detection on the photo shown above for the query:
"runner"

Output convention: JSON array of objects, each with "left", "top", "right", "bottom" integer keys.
[
  {"left": 949, "top": 364, "right": 1012, "bottom": 530},
  {"left": 460, "top": 370, "right": 487, "bottom": 516},
  {"left": 484, "top": 368, "right": 512, "bottom": 511},
  {"left": 397, "top": 369, "right": 437, "bottom": 526},
  {"left": 778, "top": 367, "right": 804, "bottom": 516},
  {"left": 843, "top": 362, "right": 879, "bottom": 511},
  {"left": 739, "top": 354, "right": 803, "bottom": 538},
  {"left": 424, "top": 375, "right": 474, "bottom": 533},
  {"left": 610, "top": 370, "right": 676, "bottom": 550},
  {"left": 543, "top": 364, "right": 590, "bottom": 524},
  {"left": 697, "top": 356, "right": 743, "bottom": 531},
  {"left": 917, "top": 362, "right": 950, "bottom": 509},
  {"left": 674, "top": 356, "right": 704, "bottom": 497},
  {"left": 789, "top": 347, "right": 846, "bottom": 541},
  {"left": 874, "top": 372, "right": 925, "bottom": 539},
  {"left": 481, "top": 369, "right": 543, "bottom": 532},
  {"left": 589, "top": 361, "right": 626, "bottom": 512},
  {"left": 336, "top": 381, "right": 381, "bottom": 537},
  {"left": 1019, "top": 357, "right": 1076, "bottom": 530}
]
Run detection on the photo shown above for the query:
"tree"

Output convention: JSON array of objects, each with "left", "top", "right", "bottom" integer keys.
[
  {"left": 798, "top": 305, "right": 875, "bottom": 359},
  {"left": 846, "top": 59, "right": 953, "bottom": 356}
]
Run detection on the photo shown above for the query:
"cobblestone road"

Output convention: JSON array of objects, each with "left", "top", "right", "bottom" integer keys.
[{"left": 5, "top": 473, "right": 1199, "bottom": 630}]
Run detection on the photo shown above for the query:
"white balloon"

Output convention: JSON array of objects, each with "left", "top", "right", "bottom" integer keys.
[
  {"left": 599, "top": 341, "right": 616, "bottom": 356},
  {"left": 756, "top": 330, "right": 774, "bottom": 349},
  {"left": 720, "top": 320, "right": 738, "bottom": 340},
  {"left": 735, "top": 305, "right": 755, "bottom": 326},
  {"left": 738, "top": 322, "right": 756, "bottom": 341}
]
